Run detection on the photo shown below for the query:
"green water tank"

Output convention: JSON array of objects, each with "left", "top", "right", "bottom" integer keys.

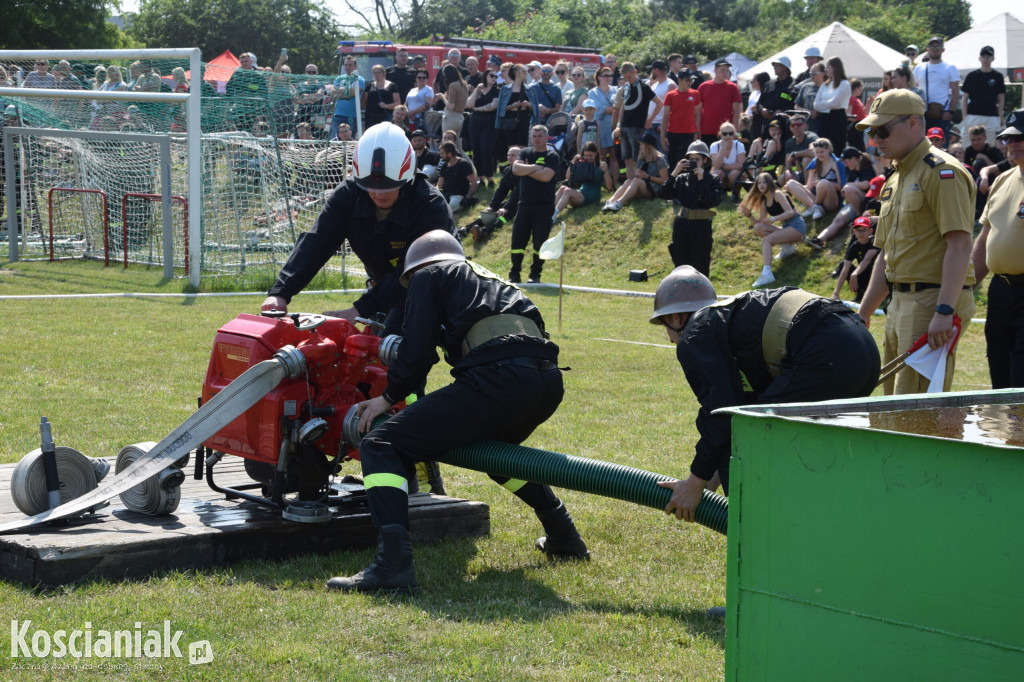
[{"left": 720, "top": 389, "right": 1024, "bottom": 680}]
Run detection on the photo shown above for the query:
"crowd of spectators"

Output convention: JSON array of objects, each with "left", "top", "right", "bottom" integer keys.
[{"left": 2, "top": 41, "right": 1019, "bottom": 302}]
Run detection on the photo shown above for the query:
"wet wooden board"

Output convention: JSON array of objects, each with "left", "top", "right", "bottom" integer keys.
[{"left": 0, "top": 457, "right": 489, "bottom": 587}]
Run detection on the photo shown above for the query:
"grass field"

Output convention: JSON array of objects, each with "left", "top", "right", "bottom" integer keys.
[{"left": 0, "top": 193, "right": 993, "bottom": 680}]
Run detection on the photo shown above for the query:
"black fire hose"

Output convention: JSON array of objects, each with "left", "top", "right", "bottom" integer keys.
[{"left": 347, "top": 411, "right": 728, "bottom": 535}]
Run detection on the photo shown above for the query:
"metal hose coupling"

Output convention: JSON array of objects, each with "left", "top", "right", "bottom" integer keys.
[
  {"left": 378, "top": 335, "right": 402, "bottom": 366},
  {"left": 274, "top": 345, "right": 306, "bottom": 379}
]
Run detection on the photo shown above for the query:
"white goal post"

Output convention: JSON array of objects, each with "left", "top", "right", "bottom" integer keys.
[{"left": 0, "top": 48, "right": 202, "bottom": 286}]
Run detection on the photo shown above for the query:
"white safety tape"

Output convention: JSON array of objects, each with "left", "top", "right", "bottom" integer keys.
[{"left": 0, "top": 357, "right": 294, "bottom": 534}]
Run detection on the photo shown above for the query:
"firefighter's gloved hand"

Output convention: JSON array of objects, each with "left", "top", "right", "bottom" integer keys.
[
  {"left": 261, "top": 295, "right": 288, "bottom": 313},
  {"left": 356, "top": 396, "right": 391, "bottom": 434},
  {"left": 657, "top": 473, "right": 708, "bottom": 523}
]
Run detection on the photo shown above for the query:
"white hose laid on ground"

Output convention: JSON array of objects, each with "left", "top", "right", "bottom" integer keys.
[
  {"left": 10, "top": 446, "right": 110, "bottom": 516},
  {"left": 116, "top": 442, "right": 187, "bottom": 516},
  {"left": 0, "top": 346, "right": 305, "bottom": 534}
]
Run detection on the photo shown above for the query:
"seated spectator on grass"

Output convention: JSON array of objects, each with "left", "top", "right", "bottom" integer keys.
[
  {"left": 739, "top": 172, "right": 807, "bottom": 287},
  {"left": 602, "top": 131, "right": 668, "bottom": 212},
  {"left": 963, "top": 123, "right": 1004, "bottom": 172},
  {"left": 811, "top": 173, "right": 885, "bottom": 249},
  {"left": 747, "top": 117, "right": 786, "bottom": 183},
  {"left": 830, "top": 216, "right": 879, "bottom": 303},
  {"left": 839, "top": 147, "right": 876, "bottom": 212},
  {"left": 436, "top": 140, "right": 478, "bottom": 213},
  {"left": 785, "top": 137, "right": 845, "bottom": 221},
  {"left": 709, "top": 122, "right": 746, "bottom": 193},
  {"left": 410, "top": 129, "right": 440, "bottom": 180},
  {"left": 780, "top": 114, "right": 818, "bottom": 184},
  {"left": 553, "top": 141, "right": 612, "bottom": 221}
]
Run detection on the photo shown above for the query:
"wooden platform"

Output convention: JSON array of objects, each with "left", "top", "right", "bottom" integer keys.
[{"left": 0, "top": 457, "right": 489, "bottom": 587}]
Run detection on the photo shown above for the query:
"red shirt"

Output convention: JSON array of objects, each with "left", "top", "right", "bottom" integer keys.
[
  {"left": 849, "top": 95, "right": 866, "bottom": 121},
  {"left": 663, "top": 88, "right": 701, "bottom": 134},
  {"left": 697, "top": 79, "right": 741, "bottom": 136}
]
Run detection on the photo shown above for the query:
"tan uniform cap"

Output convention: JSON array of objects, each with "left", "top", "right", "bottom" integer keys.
[{"left": 856, "top": 90, "right": 925, "bottom": 130}]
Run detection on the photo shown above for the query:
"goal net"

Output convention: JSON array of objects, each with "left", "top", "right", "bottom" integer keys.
[{"left": 2, "top": 49, "right": 362, "bottom": 291}]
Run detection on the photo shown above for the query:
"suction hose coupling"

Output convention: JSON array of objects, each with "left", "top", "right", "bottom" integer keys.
[
  {"left": 378, "top": 335, "right": 402, "bottom": 366},
  {"left": 274, "top": 345, "right": 306, "bottom": 379}
]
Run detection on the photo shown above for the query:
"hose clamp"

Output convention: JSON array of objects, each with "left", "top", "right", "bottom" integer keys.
[{"left": 274, "top": 345, "right": 306, "bottom": 379}]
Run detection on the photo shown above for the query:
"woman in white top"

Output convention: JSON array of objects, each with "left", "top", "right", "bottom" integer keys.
[
  {"left": 404, "top": 68, "right": 434, "bottom": 131},
  {"left": 813, "top": 56, "right": 851, "bottom": 154},
  {"left": 709, "top": 121, "right": 747, "bottom": 192}
]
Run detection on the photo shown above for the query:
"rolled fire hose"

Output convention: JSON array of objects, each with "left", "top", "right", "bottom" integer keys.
[
  {"left": 0, "top": 346, "right": 306, "bottom": 534},
  {"left": 116, "top": 442, "right": 188, "bottom": 516},
  {"left": 10, "top": 446, "right": 110, "bottom": 517},
  {"left": 344, "top": 410, "right": 728, "bottom": 535}
]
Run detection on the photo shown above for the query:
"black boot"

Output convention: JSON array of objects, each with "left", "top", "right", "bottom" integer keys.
[
  {"left": 528, "top": 254, "right": 544, "bottom": 284},
  {"left": 327, "top": 524, "right": 418, "bottom": 594},
  {"left": 534, "top": 500, "right": 590, "bottom": 561},
  {"left": 415, "top": 460, "right": 447, "bottom": 496},
  {"left": 509, "top": 252, "right": 524, "bottom": 283}
]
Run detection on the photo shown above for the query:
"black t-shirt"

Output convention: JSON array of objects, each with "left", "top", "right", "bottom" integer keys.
[
  {"left": 517, "top": 146, "right": 560, "bottom": 206},
  {"left": 618, "top": 80, "right": 656, "bottom": 129},
  {"left": 961, "top": 69, "right": 1006, "bottom": 117},
  {"left": 415, "top": 148, "right": 440, "bottom": 171},
  {"left": 964, "top": 142, "right": 1004, "bottom": 169},
  {"left": 844, "top": 235, "right": 879, "bottom": 264},
  {"left": 439, "top": 157, "right": 475, "bottom": 198},
  {"left": 364, "top": 81, "right": 400, "bottom": 126},
  {"left": 386, "top": 65, "right": 416, "bottom": 102}
]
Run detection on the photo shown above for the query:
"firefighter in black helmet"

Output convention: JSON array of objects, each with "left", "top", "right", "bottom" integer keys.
[
  {"left": 328, "top": 230, "right": 588, "bottom": 595},
  {"left": 650, "top": 266, "right": 880, "bottom": 521}
]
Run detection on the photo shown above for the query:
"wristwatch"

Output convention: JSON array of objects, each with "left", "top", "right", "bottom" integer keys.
[{"left": 935, "top": 304, "right": 954, "bottom": 315}]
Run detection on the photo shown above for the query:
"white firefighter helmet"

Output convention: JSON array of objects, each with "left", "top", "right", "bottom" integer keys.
[{"left": 352, "top": 122, "right": 416, "bottom": 190}]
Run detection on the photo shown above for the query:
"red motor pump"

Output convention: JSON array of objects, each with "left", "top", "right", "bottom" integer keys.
[{"left": 200, "top": 312, "right": 401, "bottom": 508}]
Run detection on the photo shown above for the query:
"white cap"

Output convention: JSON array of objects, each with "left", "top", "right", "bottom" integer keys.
[
  {"left": 582, "top": 99, "right": 596, "bottom": 109},
  {"left": 772, "top": 56, "right": 792, "bottom": 71},
  {"left": 804, "top": 46, "right": 821, "bottom": 58},
  {"left": 528, "top": 60, "right": 542, "bottom": 68}
]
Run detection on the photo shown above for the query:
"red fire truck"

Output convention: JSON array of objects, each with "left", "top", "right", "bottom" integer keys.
[{"left": 335, "top": 37, "right": 604, "bottom": 81}]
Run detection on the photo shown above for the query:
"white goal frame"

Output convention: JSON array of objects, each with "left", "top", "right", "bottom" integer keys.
[{"left": 0, "top": 48, "right": 202, "bottom": 286}]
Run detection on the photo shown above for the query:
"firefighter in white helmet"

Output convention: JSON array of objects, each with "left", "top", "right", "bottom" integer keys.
[
  {"left": 262, "top": 123, "right": 456, "bottom": 336},
  {"left": 650, "top": 266, "right": 880, "bottom": 522}
]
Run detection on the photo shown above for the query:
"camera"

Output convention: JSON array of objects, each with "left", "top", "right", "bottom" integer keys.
[{"left": 684, "top": 159, "right": 698, "bottom": 172}]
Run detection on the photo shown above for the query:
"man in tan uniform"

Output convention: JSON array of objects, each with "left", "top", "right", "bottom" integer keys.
[
  {"left": 970, "top": 108, "right": 1024, "bottom": 388},
  {"left": 856, "top": 90, "right": 976, "bottom": 394}
]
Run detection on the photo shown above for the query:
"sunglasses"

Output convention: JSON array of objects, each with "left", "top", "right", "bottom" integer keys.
[
  {"left": 416, "top": 75, "right": 427, "bottom": 80},
  {"left": 555, "top": 70, "right": 566, "bottom": 75},
  {"left": 721, "top": 131, "right": 735, "bottom": 136},
  {"left": 599, "top": 73, "right": 612, "bottom": 78},
  {"left": 572, "top": 72, "right": 583, "bottom": 77},
  {"left": 998, "top": 134, "right": 1024, "bottom": 143},
  {"left": 867, "top": 116, "right": 911, "bottom": 140},
  {"left": 790, "top": 121, "right": 806, "bottom": 127}
]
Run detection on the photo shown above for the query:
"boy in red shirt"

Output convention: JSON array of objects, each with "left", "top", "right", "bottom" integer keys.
[{"left": 661, "top": 70, "right": 702, "bottom": 168}]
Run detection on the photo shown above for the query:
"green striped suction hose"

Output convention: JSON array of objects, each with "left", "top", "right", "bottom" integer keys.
[
  {"left": 353, "top": 412, "right": 728, "bottom": 535},
  {"left": 439, "top": 440, "right": 728, "bottom": 535}
]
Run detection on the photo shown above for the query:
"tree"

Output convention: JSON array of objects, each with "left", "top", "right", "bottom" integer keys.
[
  {"left": 1, "top": 0, "right": 134, "bottom": 49},
  {"left": 129, "top": 0, "right": 344, "bottom": 67}
]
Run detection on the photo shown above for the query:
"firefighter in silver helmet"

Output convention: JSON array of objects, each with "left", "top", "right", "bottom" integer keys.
[
  {"left": 328, "top": 230, "right": 588, "bottom": 595},
  {"left": 650, "top": 266, "right": 880, "bottom": 521}
]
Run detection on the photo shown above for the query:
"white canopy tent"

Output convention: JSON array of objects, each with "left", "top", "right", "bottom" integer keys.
[
  {"left": 944, "top": 12, "right": 1024, "bottom": 81},
  {"left": 698, "top": 52, "right": 758, "bottom": 82},
  {"left": 736, "top": 22, "right": 905, "bottom": 89}
]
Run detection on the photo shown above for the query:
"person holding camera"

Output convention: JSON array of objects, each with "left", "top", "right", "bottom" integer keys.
[
  {"left": 553, "top": 142, "right": 613, "bottom": 222},
  {"left": 667, "top": 140, "right": 723, "bottom": 276}
]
